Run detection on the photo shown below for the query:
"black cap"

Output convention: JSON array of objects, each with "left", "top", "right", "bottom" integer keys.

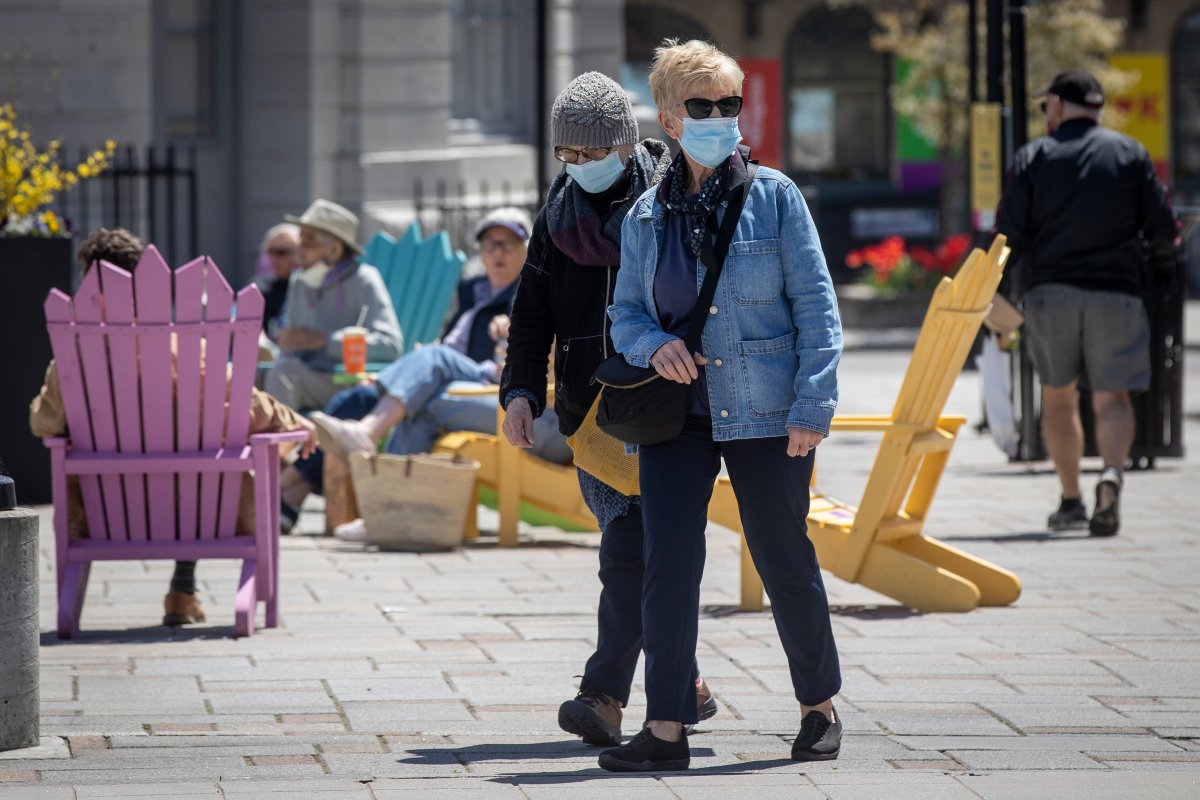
[{"left": 1035, "top": 68, "right": 1104, "bottom": 108}]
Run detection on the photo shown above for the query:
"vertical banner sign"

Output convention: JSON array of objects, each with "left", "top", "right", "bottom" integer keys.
[
  {"left": 1108, "top": 53, "right": 1170, "bottom": 184},
  {"left": 970, "top": 102, "right": 1002, "bottom": 231},
  {"left": 738, "top": 58, "right": 782, "bottom": 167}
]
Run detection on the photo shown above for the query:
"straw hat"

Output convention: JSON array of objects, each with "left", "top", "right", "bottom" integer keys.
[{"left": 284, "top": 199, "right": 364, "bottom": 255}]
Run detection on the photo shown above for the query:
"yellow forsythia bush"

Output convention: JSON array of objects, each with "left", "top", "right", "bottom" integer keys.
[{"left": 0, "top": 103, "right": 116, "bottom": 237}]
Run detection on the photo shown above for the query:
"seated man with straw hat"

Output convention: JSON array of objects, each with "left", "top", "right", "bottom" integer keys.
[{"left": 264, "top": 199, "right": 403, "bottom": 411}]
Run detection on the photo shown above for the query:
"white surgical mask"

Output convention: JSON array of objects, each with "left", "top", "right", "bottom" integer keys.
[
  {"left": 677, "top": 115, "right": 743, "bottom": 169},
  {"left": 565, "top": 151, "right": 626, "bottom": 194},
  {"left": 298, "top": 260, "right": 331, "bottom": 290}
]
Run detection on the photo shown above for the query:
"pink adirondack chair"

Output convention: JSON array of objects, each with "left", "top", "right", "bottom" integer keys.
[{"left": 42, "top": 246, "right": 307, "bottom": 638}]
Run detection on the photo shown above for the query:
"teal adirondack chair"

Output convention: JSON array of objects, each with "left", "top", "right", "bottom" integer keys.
[{"left": 362, "top": 222, "right": 467, "bottom": 354}]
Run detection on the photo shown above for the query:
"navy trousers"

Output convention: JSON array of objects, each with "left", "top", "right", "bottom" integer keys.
[
  {"left": 579, "top": 492, "right": 699, "bottom": 706},
  {"left": 638, "top": 416, "right": 842, "bottom": 723}
]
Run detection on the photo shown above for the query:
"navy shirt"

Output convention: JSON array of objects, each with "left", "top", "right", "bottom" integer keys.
[{"left": 654, "top": 208, "right": 710, "bottom": 415}]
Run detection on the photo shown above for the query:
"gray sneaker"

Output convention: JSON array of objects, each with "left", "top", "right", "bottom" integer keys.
[{"left": 1048, "top": 499, "right": 1088, "bottom": 531}]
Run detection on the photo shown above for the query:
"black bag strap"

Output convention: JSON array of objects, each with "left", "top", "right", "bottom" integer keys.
[{"left": 681, "top": 159, "right": 758, "bottom": 352}]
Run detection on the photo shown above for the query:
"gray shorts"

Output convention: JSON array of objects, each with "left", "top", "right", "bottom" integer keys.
[{"left": 1024, "top": 283, "right": 1149, "bottom": 391}]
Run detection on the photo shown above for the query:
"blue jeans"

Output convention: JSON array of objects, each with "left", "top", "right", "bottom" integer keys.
[
  {"left": 295, "top": 345, "right": 571, "bottom": 491},
  {"left": 637, "top": 416, "right": 841, "bottom": 722}
]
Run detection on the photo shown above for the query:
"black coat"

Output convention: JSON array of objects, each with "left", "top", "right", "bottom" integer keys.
[
  {"left": 442, "top": 276, "right": 518, "bottom": 364},
  {"left": 997, "top": 119, "right": 1178, "bottom": 296},
  {"left": 500, "top": 209, "right": 620, "bottom": 437}
]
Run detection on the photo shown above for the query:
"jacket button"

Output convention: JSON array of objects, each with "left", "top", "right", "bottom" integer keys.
[
  {"left": 714, "top": 358, "right": 723, "bottom": 367},
  {"left": 709, "top": 306, "right": 718, "bottom": 315},
  {"left": 720, "top": 409, "right": 729, "bottom": 418}
]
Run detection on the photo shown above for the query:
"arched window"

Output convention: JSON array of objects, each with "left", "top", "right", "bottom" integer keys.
[
  {"left": 1172, "top": 5, "right": 1200, "bottom": 197},
  {"left": 785, "top": 5, "right": 890, "bottom": 181},
  {"left": 621, "top": 5, "right": 712, "bottom": 110}
]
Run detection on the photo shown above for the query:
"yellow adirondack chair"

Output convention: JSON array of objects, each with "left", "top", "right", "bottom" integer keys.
[
  {"left": 708, "top": 235, "right": 1022, "bottom": 613},
  {"left": 432, "top": 386, "right": 595, "bottom": 546}
]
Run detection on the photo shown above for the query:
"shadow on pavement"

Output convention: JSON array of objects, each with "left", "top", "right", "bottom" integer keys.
[
  {"left": 940, "top": 530, "right": 1091, "bottom": 543},
  {"left": 398, "top": 741, "right": 716, "bottom": 764},
  {"left": 482, "top": 756, "right": 796, "bottom": 783},
  {"left": 828, "top": 604, "right": 922, "bottom": 620},
  {"left": 40, "top": 625, "right": 234, "bottom": 646}
]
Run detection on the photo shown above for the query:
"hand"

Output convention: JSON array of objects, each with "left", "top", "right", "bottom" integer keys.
[
  {"left": 488, "top": 314, "right": 511, "bottom": 342},
  {"left": 786, "top": 426, "right": 824, "bottom": 458},
  {"left": 650, "top": 339, "right": 706, "bottom": 384},
  {"left": 277, "top": 326, "right": 328, "bottom": 354},
  {"left": 502, "top": 397, "right": 534, "bottom": 448},
  {"left": 295, "top": 416, "right": 318, "bottom": 459}
]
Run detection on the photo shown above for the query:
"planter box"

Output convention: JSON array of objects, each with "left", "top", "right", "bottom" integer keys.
[
  {"left": 836, "top": 283, "right": 933, "bottom": 330},
  {"left": 0, "top": 237, "right": 73, "bottom": 504}
]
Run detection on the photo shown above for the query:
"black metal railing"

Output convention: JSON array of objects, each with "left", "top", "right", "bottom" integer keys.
[
  {"left": 411, "top": 178, "right": 542, "bottom": 254},
  {"left": 54, "top": 144, "right": 199, "bottom": 267}
]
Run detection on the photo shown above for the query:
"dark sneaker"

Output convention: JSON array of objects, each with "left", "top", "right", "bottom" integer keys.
[
  {"left": 1048, "top": 498, "right": 1088, "bottom": 531},
  {"left": 791, "top": 708, "right": 841, "bottom": 762},
  {"left": 1089, "top": 469, "right": 1122, "bottom": 537},
  {"left": 280, "top": 501, "right": 299, "bottom": 535},
  {"left": 599, "top": 727, "right": 690, "bottom": 772},
  {"left": 558, "top": 683, "right": 623, "bottom": 747}
]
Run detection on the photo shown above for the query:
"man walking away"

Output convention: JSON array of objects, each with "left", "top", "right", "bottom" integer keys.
[{"left": 997, "top": 68, "right": 1179, "bottom": 537}]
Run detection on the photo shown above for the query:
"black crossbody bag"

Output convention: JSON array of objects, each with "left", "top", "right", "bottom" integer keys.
[{"left": 592, "top": 160, "right": 757, "bottom": 446}]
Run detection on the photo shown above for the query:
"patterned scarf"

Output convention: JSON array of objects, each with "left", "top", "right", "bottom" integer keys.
[
  {"left": 545, "top": 139, "right": 671, "bottom": 266},
  {"left": 662, "top": 151, "right": 731, "bottom": 257}
]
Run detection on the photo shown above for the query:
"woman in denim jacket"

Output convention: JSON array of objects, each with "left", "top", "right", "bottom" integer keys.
[{"left": 600, "top": 40, "right": 844, "bottom": 773}]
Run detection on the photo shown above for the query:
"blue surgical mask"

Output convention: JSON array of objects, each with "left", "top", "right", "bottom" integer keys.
[
  {"left": 565, "top": 150, "right": 626, "bottom": 194},
  {"left": 678, "top": 115, "right": 742, "bottom": 169}
]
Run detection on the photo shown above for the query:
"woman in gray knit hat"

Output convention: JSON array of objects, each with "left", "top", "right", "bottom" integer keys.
[{"left": 499, "top": 71, "right": 717, "bottom": 748}]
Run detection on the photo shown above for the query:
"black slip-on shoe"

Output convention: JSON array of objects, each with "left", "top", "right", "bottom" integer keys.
[
  {"left": 1089, "top": 470, "right": 1122, "bottom": 537},
  {"left": 558, "top": 684, "right": 622, "bottom": 747},
  {"left": 791, "top": 708, "right": 842, "bottom": 762},
  {"left": 599, "top": 728, "right": 690, "bottom": 772}
]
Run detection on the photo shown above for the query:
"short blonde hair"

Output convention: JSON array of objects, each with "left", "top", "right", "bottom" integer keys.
[{"left": 648, "top": 39, "right": 744, "bottom": 112}]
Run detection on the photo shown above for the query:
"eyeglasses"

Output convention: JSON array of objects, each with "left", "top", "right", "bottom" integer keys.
[
  {"left": 680, "top": 95, "right": 743, "bottom": 120},
  {"left": 267, "top": 247, "right": 296, "bottom": 257},
  {"left": 1038, "top": 95, "right": 1057, "bottom": 114},
  {"left": 554, "top": 145, "right": 617, "bottom": 164},
  {"left": 481, "top": 238, "right": 521, "bottom": 253}
]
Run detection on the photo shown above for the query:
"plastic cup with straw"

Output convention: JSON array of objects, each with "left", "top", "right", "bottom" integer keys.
[{"left": 341, "top": 304, "right": 370, "bottom": 375}]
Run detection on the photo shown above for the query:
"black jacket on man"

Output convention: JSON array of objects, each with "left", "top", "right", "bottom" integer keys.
[
  {"left": 996, "top": 118, "right": 1178, "bottom": 297},
  {"left": 499, "top": 208, "right": 619, "bottom": 437},
  {"left": 441, "top": 276, "right": 518, "bottom": 364}
]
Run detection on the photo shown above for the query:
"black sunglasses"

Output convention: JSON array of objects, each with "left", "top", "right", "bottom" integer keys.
[{"left": 680, "top": 95, "right": 743, "bottom": 120}]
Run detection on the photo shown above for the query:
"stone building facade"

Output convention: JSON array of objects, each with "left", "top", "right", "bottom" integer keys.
[{"left": 2, "top": 0, "right": 1197, "bottom": 284}]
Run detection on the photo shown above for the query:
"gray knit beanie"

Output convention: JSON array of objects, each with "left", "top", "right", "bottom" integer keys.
[{"left": 551, "top": 71, "right": 639, "bottom": 148}]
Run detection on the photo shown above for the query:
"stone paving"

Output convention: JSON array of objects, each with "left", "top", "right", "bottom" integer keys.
[{"left": 1, "top": 342, "right": 1198, "bottom": 799}]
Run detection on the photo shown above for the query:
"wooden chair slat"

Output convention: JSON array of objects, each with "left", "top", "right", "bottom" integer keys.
[
  {"left": 134, "top": 247, "right": 178, "bottom": 541},
  {"left": 98, "top": 263, "right": 148, "bottom": 542},
  {"left": 174, "top": 258, "right": 206, "bottom": 541},
  {"left": 74, "top": 266, "right": 127, "bottom": 540},
  {"left": 198, "top": 261, "right": 234, "bottom": 540}
]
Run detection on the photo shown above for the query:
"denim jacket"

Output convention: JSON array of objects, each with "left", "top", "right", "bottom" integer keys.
[{"left": 609, "top": 163, "right": 841, "bottom": 440}]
